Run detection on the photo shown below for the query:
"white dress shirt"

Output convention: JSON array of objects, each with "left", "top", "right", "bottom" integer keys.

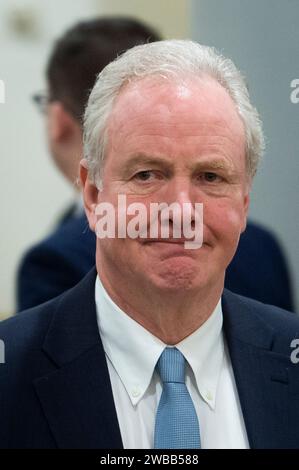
[{"left": 95, "top": 276, "right": 249, "bottom": 449}]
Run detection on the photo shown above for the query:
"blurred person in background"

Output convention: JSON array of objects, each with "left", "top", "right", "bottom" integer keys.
[
  {"left": 16, "top": 17, "right": 294, "bottom": 312},
  {"left": 16, "top": 16, "right": 162, "bottom": 310}
]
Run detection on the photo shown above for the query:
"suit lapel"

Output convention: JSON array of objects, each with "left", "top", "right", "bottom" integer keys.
[
  {"left": 222, "top": 290, "right": 299, "bottom": 449},
  {"left": 34, "top": 268, "right": 123, "bottom": 449}
]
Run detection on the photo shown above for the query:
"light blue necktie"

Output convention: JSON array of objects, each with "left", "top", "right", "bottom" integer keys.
[{"left": 154, "top": 347, "right": 201, "bottom": 449}]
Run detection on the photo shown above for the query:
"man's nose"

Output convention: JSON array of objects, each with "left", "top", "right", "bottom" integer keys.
[
  {"left": 161, "top": 177, "right": 199, "bottom": 227},
  {"left": 163, "top": 176, "right": 195, "bottom": 206}
]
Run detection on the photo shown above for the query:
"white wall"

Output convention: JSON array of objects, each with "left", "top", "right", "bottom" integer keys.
[
  {"left": 192, "top": 0, "right": 299, "bottom": 311},
  {"left": 99, "top": 0, "right": 191, "bottom": 38}
]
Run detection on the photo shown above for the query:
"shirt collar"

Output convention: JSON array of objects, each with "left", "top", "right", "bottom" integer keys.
[
  {"left": 95, "top": 276, "right": 224, "bottom": 409},
  {"left": 176, "top": 301, "right": 224, "bottom": 409}
]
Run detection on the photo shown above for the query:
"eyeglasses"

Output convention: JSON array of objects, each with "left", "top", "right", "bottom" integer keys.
[{"left": 31, "top": 92, "right": 50, "bottom": 114}]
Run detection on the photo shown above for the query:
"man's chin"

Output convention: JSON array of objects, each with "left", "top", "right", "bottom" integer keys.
[{"left": 147, "top": 262, "right": 203, "bottom": 292}]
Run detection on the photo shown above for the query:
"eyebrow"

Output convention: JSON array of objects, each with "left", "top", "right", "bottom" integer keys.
[
  {"left": 190, "top": 159, "right": 235, "bottom": 173},
  {"left": 121, "top": 154, "right": 174, "bottom": 174}
]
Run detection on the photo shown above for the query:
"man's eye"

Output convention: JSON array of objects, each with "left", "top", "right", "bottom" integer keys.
[
  {"left": 133, "top": 170, "right": 156, "bottom": 182},
  {"left": 200, "top": 172, "right": 222, "bottom": 183}
]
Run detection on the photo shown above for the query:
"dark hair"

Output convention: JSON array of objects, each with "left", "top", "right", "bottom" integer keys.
[{"left": 46, "top": 17, "right": 161, "bottom": 123}]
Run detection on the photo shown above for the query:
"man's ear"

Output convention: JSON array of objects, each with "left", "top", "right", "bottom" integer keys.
[
  {"left": 80, "top": 159, "right": 99, "bottom": 232},
  {"left": 48, "top": 102, "right": 74, "bottom": 142},
  {"left": 240, "top": 193, "right": 250, "bottom": 233}
]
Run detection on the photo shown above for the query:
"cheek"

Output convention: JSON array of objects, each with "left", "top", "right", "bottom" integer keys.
[
  {"left": 97, "top": 237, "right": 133, "bottom": 268},
  {"left": 98, "top": 192, "right": 153, "bottom": 232},
  {"left": 204, "top": 200, "right": 245, "bottom": 243}
]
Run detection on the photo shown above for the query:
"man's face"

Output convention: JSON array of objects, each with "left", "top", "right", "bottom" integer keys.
[
  {"left": 89, "top": 77, "right": 249, "bottom": 294},
  {"left": 46, "top": 100, "right": 83, "bottom": 185}
]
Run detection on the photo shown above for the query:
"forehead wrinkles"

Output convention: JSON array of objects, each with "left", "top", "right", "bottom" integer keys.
[{"left": 106, "top": 77, "right": 245, "bottom": 155}]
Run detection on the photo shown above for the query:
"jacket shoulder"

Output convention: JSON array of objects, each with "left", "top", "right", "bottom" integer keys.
[
  {"left": 223, "top": 289, "right": 299, "bottom": 353},
  {"left": 0, "top": 297, "right": 59, "bottom": 362}
]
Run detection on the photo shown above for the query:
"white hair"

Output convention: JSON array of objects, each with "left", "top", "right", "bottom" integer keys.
[{"left": 83, "top": 39, "right": 264, "bottom": 186}]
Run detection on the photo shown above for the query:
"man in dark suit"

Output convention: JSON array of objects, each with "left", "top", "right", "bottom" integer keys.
[
  {"left": 3, "top": 40, "right": 298, "bottom": 449},
  {"left": 16, "top": 18, "right": 294, "bottom": 314},
  {"left": 1, "top": 268, "right": 299, "bottom": 448}
]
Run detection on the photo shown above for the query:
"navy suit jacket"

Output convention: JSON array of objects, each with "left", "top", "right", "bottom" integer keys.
[
  {"left": 16, "top": 214, "right": 294, "bottom": 312},
  {"left": 2, "top": 268, "right": 299, "bottom": 448}
]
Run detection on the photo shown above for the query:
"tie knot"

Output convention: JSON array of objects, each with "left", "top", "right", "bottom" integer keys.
[{"left": 156, "top": 347, "right": 185, "bottom": 384}]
